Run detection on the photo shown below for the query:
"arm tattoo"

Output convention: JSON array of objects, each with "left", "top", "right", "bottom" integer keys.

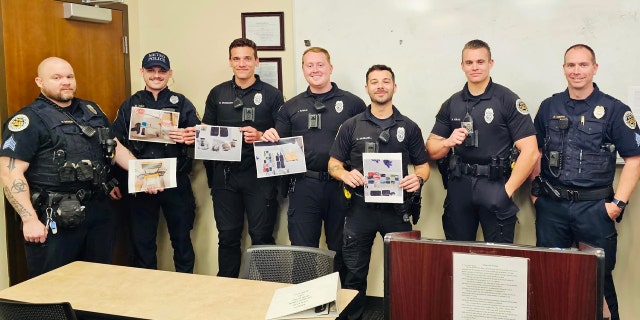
[
  {"left": 3, "top": 185, "right": 32, "bottom": 218},
  {"left": 11, "top": 178, "right": 28, "bottom": 194},
  {"left": 7, "top": 157, "right": 15, "bottom": 171}
]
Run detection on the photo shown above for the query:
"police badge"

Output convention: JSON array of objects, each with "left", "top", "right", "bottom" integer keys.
[
  {"left": 484, "top": 108, "right": 494, "bottom": 124},
  {"left": 335, "top": 101, "right": 344, "bottom": 113},
  {"left": 593, "top": 105, "right": 605, "bottom": 119},
  {"left": 86, "top": 104, "right": 98, "bottom": 115},
  {"left": 254, "top": 93, "right": 263, "bottom": 105},
  {"left": 170, "top": 95, "right": 179, "bottom": 104},
  {"left": 397, "top": 127, "right": 405, "bottom": 142}
]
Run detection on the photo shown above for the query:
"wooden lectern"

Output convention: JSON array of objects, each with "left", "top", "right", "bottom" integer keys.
[{"left": 384, "top": 231, "right": 605, "bottom": 320}]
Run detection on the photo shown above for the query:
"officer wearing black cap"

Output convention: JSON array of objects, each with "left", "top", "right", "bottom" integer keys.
[
  {"left": 427, "top": 39, "right": 539, "bottom": 243},
  {"left": 261, "top": 47, "right": 366, "bottom": 282},
  {"left": 0, "top": 57, "right": 136, "bottom": 277},
  {"left": 201, "top": 38, "right": 284, "bottom": 278},
  {"left": 531, "top": 44, "right": 640, "bottom": 320},
  {"left": 328, "top": 64, "right": 429, "bottom": 320},
  {"left": 111, "top": 51, "right": 200, "bottom": 273}
]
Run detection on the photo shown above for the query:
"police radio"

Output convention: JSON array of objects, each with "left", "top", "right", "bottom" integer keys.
[
  {"left": 233, "top": 97, "right": 244, "bottom": 109},
  {"left": 461, "top": 113, "right": 478, "bottom": 147},
  {"left": 313, "top": 100, "right": 326, "bottom": 113}
]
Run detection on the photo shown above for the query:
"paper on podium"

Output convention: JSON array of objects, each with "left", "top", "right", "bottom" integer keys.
[{"left": 265, "top": 272, "right": 340, "bottom": 320}]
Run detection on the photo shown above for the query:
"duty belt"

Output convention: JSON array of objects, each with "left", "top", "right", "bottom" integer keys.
[
  {"left": 304, "top": 170, "right": 334, "bottom": 181},
  {"left": 459, "top": 162, "right": 491, "bottom": 177},
  {"left": 352, "top": 191, "right": 395, "bottom": 210},
  {"left": 550, "top": 184, "right": 612, "bottom": 201},
  {"left": 534, "top": 177, "right": 613, "bottom": 201}
]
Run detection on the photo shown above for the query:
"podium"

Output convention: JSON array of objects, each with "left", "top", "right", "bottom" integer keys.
[{"left": 383, "top": 231, "right": 605, "bottom": 320}]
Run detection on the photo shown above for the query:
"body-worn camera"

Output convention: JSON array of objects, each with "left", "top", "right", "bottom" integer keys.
[
  {"left": 365, "top": 141, "right": 378, "bottom": 153},
  {"left": 308, "top": 113, "right": 321, "bottom": 129},
  {"left": 242, "top": 107, "right": 255, "bottom": 122}
]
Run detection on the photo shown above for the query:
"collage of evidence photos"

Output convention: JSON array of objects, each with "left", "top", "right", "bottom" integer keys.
[
  {"left": 129, "top": 107, "right": 179, "bottom": 144},
  {"left": 253, "top": 136, "right": 307, "bottom": 178},
  {"left": 128, "top": 158, "right": 178, "bottom": 193},
  {"left": 194, "top": 125, "right": 243, "bottom": 161},
  {"left": 362, "top": 153, "right": 403, "bottom": 203}
]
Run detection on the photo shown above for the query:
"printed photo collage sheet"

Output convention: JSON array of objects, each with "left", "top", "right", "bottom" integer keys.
[
  {"left": 194, "top": 124, "right": 307, "bottom": 178},
  {"left": 127, "top": 107, "right": 180, "bottom": 192},
  {"left": 362, "top": 153, "right": 403, "bottom": 203}
]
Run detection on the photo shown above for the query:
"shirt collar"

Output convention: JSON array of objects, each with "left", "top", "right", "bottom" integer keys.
[{"left": 461, "top": 78, "right": 495, "bottom": 101}]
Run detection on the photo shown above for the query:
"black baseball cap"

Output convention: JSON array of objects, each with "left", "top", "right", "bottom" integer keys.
[{"left": 142, "top": 51, "right": 170, "bottom": 70}]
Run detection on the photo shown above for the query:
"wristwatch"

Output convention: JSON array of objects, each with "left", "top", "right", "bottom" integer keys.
[
  {"left": 416, "top": 176, "right": 425, "bottom": 186},
  {"left": 612, "top": 198, "right": 627, "bottom": 210}
]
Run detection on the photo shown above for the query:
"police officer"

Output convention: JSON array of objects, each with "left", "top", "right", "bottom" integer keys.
[
  {"left": 201, "top": 38, "right": 284, "bottom": 278},
  {"left": 531, "top": 44, "right": 640, "bottom": 320},
  {"left": 261, "top": 47, "right": 366, "bottom": 281},
  {"left": 0, "top": 57, "right": 135, "bottom": 277},
  {"left": 328, "top": 65, "right": 429, "bottom": 320},
  {"left": 111, "top": 51, "right": 200, "bottom": 273},
  {"left": 426, "top": 39, "right": 539, "bottom": 243}
]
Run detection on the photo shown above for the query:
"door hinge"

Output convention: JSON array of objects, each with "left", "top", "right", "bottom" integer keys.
[{"left": 122, "top": 35, "right": 129, "bottom": 54}]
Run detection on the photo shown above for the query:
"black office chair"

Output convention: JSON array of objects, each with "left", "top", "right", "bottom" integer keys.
[
  {"left": 0, "top": 300, "right": 77, "bottom": 320},
  {"left": 239, "top": 245, "right": 336, "bottom": 284}
]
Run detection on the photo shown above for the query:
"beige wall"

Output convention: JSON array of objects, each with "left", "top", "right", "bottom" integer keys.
[
  {"left": 1, "top": 1, "right": 638, "bottom": 318},
  {"left": 128, "top": 2, "right": 639, "bottom": 319}
]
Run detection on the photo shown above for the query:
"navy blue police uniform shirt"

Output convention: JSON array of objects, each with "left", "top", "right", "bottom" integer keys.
[
  {"left": 275, "top": 82, "right": 366, "bottom": 172},
  {"left": 534, "top": 83, "right": 640, "bottom": 188},
  {"left": 329, "top": 106, "right": 429, "bottom": 180},
  {"left": 431, "top": 79, "right": 536, "bottom": 164},
  {"left": 111, "top": 87, "right": 201, "bottom": 158},
  {"left": 1, "top": 95, "right": 109, "bottom": 166},
  {"left": 202, "top": 75, "right": 284, "bottom": 169}
]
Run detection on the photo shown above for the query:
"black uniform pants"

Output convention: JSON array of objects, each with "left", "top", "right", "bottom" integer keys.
[
  {"left": 340, "top": 196, "right": 411, "bottom": 320},
  {"left": 129, "top": 174, "right": 196, "bottom": 273},
  {"left": 535, "top": 196, "right": 619, "bottom": 320},
  {"left": 442, "top": 175, "right": 518, "bottom": 242},
  {"left": 211, "top": 166, "right": 278, "bottom": 278},
  {"left": 24, "top": 196, "right": 115, "bottom": 278},
  {"left": 287, "top": 177, "right": 346, "bottom": 282}
]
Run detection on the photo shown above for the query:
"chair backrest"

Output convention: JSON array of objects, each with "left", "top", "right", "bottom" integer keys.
[
  {"left": 240, "top": 245, "right": 336, "bottom": 284},
  {"left": 0, "top": 300, "right": 77, "bottom": 320}
]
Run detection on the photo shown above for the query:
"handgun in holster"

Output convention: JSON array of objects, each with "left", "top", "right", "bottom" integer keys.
[{"left": 437, "top": 151, "right": 452, "bottom": 189}]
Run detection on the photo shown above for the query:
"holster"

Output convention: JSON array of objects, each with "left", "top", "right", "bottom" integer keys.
[{"left": 339, "top": 182, "right": 352, "bottom": 211}]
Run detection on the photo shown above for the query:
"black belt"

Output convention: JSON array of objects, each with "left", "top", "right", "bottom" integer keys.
[
  {"left": 304, "top": 170, "right": 334, "bottom": 181},
  {"left": 459, "top": 162, "right": 491, "bottom": 177},
  {"left": 536, "top": 177, "right": 613, "bottom": 201},
  {"left": 551, "top": 184, "right": 613, "bottom": 201},
  {"left": 352, "top": 191, "right": 396, "bottom": 210}
]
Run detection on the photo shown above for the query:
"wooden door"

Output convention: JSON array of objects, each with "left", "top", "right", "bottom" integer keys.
[{"left": 0, "top": 0, "right": 131, "bottom": 284}]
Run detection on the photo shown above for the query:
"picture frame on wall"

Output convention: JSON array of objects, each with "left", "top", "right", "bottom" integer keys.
[
  {"left": 255, "top": 57, "right": 283, "bottom": 92},
  {"left": 241, "top": 12, "right": 284, "bottom": 50}
]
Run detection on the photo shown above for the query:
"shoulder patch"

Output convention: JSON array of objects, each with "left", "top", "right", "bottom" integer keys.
[
  {"left": 623, "top": 111, "right": 637, "bottom": 130},
  {"left": 7, "top": 114, "right": 29, "bottom": 132},
  {"left": 515, "top": 99, "right": 529, "bottom": 115}
]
